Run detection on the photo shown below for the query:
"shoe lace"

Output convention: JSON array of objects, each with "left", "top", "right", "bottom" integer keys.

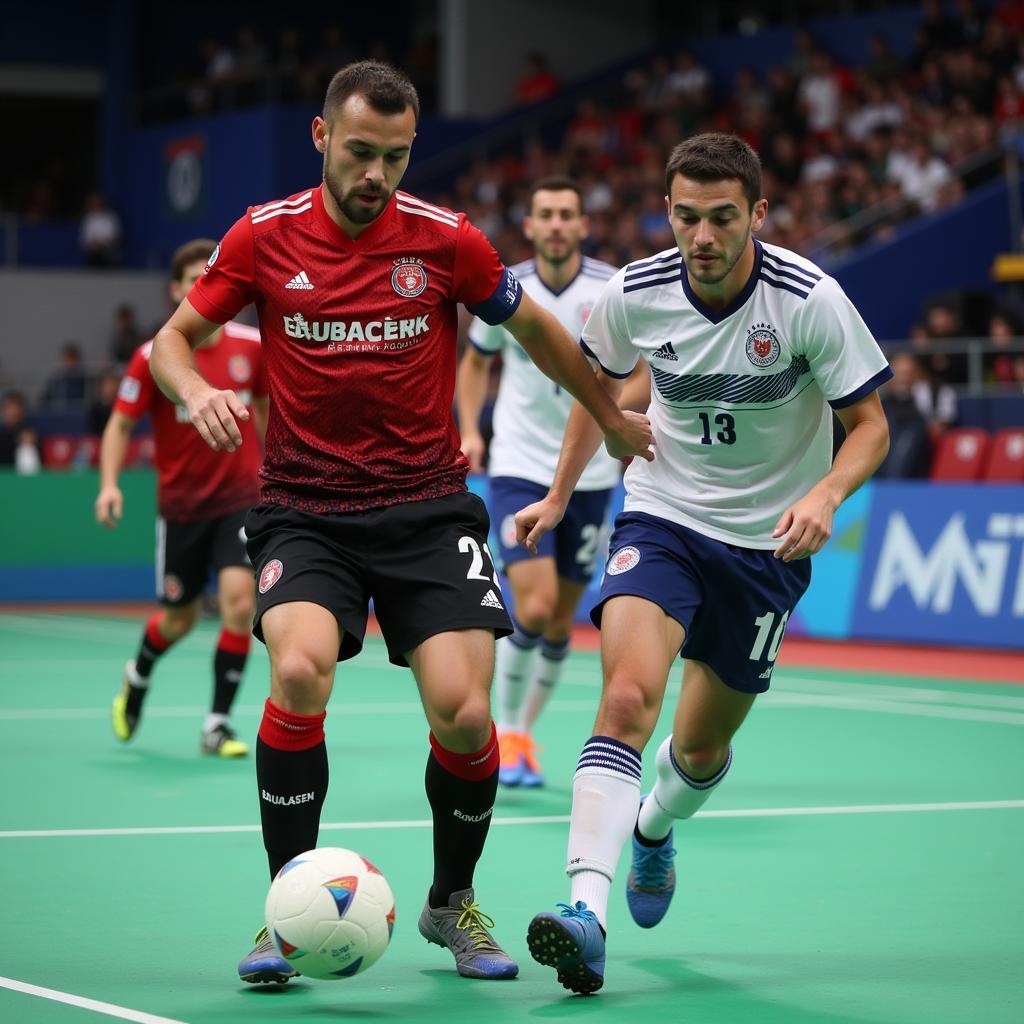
[
  {"left": 455, "top": 897, "right": 502, "bottom": 952},
  {"left": 633, "top": 842, "right": 676, "bottom": 887},
  {"left": 556, "top": 900, "right": 598, "bottom": 923}
]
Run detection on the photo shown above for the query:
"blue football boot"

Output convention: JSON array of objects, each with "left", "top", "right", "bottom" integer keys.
[
  {"left": 626, "top": 816, "right": 677, "bottom": 928},
  {"left": 526, "top": 901, "right": 605, "bottom": 994},
  {"left": 238, "top": 925, "right": 299, "bottom": 984}
]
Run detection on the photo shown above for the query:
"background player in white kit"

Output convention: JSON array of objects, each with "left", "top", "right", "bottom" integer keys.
[
  {"left": 458, "top": 177, "right": 629, "bottom": 788},
  {"left": 515, "top": 134, "right": 892, "bottom": 994}
]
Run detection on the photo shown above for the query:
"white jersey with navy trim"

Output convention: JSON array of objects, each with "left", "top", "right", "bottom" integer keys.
[
  {"left": 580, "top": 239, "right": 892, "bottom": 548},
  {"left": 468, "top": 256, "right": 621, "bottom": 490}
]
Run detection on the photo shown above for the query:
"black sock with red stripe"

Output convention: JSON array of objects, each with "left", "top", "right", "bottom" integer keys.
[
  {"left": 212, "top": 628, "right": 250, "bottom": 715},
  {"left": 256, "top": 699, "right": 328, "bottom": 878},
  {"left": 425, "top": 722, "right": 500, "bottom": 908},
  {"left": 134, "top": 612, "right": 175, "bottom": 680}
]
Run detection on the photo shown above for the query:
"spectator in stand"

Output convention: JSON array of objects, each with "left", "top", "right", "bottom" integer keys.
[
  {"left": 110, "top": 304, "right": 145, "bottom": 366},
  {"left": 889, "top": 133, "right": 954, "bottom": 212},
  {"left": 515, "top": 52, "right": 560, "bottom": 106},
  {"left": 877, "top": 353, "right": 933, "bottom": 478},
  {"left": 89, "top": 369, "right": 122, "bottom": 436},
  {"left": 40, "top": 342, "right": 88, "bottom": 411},
  {"left": 986, "top": 310, "right": 1023, "bottom": 383},
  {"left": 864, "top": 33, "right": 905, "bottom": 83},
  {"left": 80, "top": 193, "right": 122, "bottom": 268},
  {"left": 798, "top": 51, "right": 842, "bottom": 137},
  {"left": 666, "top": 51, "right": 711, "bottom": 111},
  {"left": 0, "top": 390, "right": 41, "bottom": 473}
]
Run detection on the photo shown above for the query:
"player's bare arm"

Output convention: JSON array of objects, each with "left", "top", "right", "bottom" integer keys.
[
  {"left": 455, "top": 346, "right": 493, "bottom": 473},
  {"left": 515, "top": 368, "right": 631, "bottom": 555},
  {"left": 503, "top": 292, "right": 654, "bottom": 462},
  {"left": 619, "top": 360, "right": 652, "bottom": 413},
  {"left": 772, "top": 391, "right": 890, "bottom": 562},
  {"left": 150, "top": 298, "right": 251, "bottom": 453},
  {"left": 95, "top": 408, "right": 136, "bottom": 528}
]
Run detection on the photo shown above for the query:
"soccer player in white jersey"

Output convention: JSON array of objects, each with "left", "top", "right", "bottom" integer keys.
[
  {"left": 457, "top": 177, "right": 621, "bottom": 788},
  {"left": 515, "top": 134, "right": 892, "bottom": 994}
]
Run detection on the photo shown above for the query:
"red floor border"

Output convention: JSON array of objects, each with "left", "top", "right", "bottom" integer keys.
[{"left": 4, "top": 602, "right": 1022, "bottom": 684}]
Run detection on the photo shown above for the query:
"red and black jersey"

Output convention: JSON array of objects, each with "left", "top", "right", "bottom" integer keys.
[
  {"left": 114, "top": 323, "right": 267, "bottom": 521},
  {"left": 188, "top": 186, "right": 522, "bottom": 513}
]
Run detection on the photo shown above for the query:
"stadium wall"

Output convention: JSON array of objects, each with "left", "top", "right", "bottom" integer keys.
[{"left": 4, "top": 471, "right": 1021, "bottom": 653}]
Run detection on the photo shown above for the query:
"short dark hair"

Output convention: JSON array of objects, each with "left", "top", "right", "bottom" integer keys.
[
  {"left": 323, "top": 60, "right": 420, "bottom": 124},
  {"left": 664, "top": 133, "right": 763, "bottom": 209},
  {"left": 529, "top": 176, "right": 584, "bottom": 213},
  {"left": 171, "top": 238, "right": 217, "bottom": 282}
]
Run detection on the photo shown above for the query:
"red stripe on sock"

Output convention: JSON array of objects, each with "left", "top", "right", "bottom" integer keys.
[
  {"left": 258, "top": 698, "right": 326, "bottom": 751},
  {"left": 145, "top": 613, "right": 172, "bottom": 653},
  {"left": 429, "top": 722, "right": 499, "bottom": 781},
  {"left": 217, "top": 628, "right": 251, "bottom": 656}
]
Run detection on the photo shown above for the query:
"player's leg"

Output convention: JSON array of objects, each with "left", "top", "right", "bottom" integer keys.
[
  {"left": 528, "top": 596, "right": 682, "bottom": 994},
  {"left": 112, "top": 516, "right": 204, "bottom": 741},
  {"left": 518, "top": 487, "right": 612, "bottom": 787},
  {"left": 489, "top": 477, "right": 556, "bottom": 785},
  {"left": 239, "top": 503, "right": 369, "bottom": 984},
  {"left": 200, "top": 565, "right": 254, "bottom": 756},
  {"left": 495, "top": 555, "right": 557, "bottom": 785},
  {"left": 627, "top": 660, "right": 755, "bottom": 928},
  {"left": 410, "top": 628, "right": 517, "bottom": 980},
  {"left": 370, "top": 490, "right": 516, "bottom": 979},
  {"left": 627, "top": 533, "right": 810, "bottom": 929},
  {"left": 202, "top": 511, "right": 255, "bottom": 756}
]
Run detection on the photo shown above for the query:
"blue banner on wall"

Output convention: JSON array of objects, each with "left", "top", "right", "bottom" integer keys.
[{"left": 853, "top": 482, "right": 1024, "bottom": 649}]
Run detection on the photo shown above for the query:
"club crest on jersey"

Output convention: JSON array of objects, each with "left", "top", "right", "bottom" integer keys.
[
  {"left": 500, "top": 514, "right": 518, "bottom": 549},
  {"left": 606, "top": 546, "right": 641, "bottom": 576},
  {"left": 578, "top": 303, "right": 593, "bottom": 325},
  {"left": 745, "top": 323, "right": 781, "bottom": 368},
  {"left": 205, "top": 244, "right": 220, "bottom": 272},
  {"left": 228, "top": 355, "right": 251, "bottom": 383},
  {"left": 259, "top": 559, "right": 284, "bottom": 594},
  {"left": 391, "top": 257, "right": 427, "bottom": 298}
]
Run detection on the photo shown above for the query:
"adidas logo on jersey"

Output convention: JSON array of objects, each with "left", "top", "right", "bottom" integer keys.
[
  {"left": 480, "top": 589, "right": 504, "bottom": 610},
  {"left": 653, "top": 342, "right": 679, "bottom": 361},
  {"left": 285, "top": 271, "right": 314, "bottom": 290},
  {"left": 759, "top": 666, "right": 774, "bottom": 679}
]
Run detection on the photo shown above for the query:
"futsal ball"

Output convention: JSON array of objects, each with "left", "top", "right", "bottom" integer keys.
[{"left": 265, "top": 846, "right": 396, "bottom": 980}]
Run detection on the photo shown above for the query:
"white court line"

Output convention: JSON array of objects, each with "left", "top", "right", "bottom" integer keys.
[
  {"left": 0, "top": 976, "right": 186, "bottom": 1024},
  {"left": 2, "top": 799, "right": 1021, "bottom": 840}
]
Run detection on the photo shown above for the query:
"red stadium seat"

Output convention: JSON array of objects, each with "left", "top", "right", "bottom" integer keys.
[
  {"left": 42, "top": 435, "right": 76, "bottom": 469},
  {"left": 77, "top": 434, "right": 101, "bottom": 467},
  {"left": 930, "top": 428, "right": 991, "bottom": 481},
  {"left": 982, "top": 428, "right": 1024, "bottom": 482},
  {"left": 126, "top": 434, "right": 156, "bottom": 467}
]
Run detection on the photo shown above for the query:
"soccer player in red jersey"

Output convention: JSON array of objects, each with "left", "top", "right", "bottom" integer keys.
[
  {"left": 96, "top": 238, "right": 268, "bottom": 757},
  {"left": 148, "top": 61, "right": 653, "bottom": 984}
]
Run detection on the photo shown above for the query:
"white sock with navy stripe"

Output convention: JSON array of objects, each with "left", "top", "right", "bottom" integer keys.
[
  {"left": 494, "top": 619, "right": 541, "bottom": 731},
  {"left": 566, "top": 735, "right": 642, "bottom": 928},
  {"left": 637, "top": 735, "right": 733, "bottom": 841},
  {"left": 521, "top": 637, "right": 569, "bottom": 732}
]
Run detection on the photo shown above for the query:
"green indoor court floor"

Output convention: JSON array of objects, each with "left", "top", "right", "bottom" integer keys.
[{"left": 0, "top": 610, "right": 1021, "bottom": 1024}]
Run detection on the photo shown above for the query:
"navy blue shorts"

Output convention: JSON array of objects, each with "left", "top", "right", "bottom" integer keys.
[
  {"left": 593, "top": 511, "right": 812, "bottom": 693},
  {"left": 490, "top": 476, "right": 613, "bottom": 583}
]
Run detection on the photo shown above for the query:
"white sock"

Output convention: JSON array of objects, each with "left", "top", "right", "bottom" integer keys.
[
  {"left": 203, "top": 712, "right": 229, "bottom": 733},
  {"left": 521, "top": 637, "right": 569, "bottom": 732},
  {"left": 637, "top": 735, "right": 733, "bottom": 841},
  {"left": 566, "top": 735, "right": 642, "bottom": 928},
  {"left": 125, "top": 660, "right": 148, "bottom": 688},
  {"left": 494, "top": 622, "right": 541, "bottom": 730}
]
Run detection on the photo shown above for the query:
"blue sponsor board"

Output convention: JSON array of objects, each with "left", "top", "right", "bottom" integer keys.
[{"left": 853, "top": 482, "right": 1024, "bottom": 649}]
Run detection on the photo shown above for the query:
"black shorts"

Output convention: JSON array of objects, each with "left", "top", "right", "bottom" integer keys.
[
  {"left": 245, "top": 491, "right": 513, "bottom": 667},
  {"left": 156, "top": 508, "right": 250, "bottom": 606}
]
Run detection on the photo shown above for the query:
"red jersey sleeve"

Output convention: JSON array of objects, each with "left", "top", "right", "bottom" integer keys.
[
  {"left": 188, "top": 213, "right": 256, "bottom": 324},
  {"left": 112, "top": 344, "right": 157, "bottom": 419},
  {"left": 453, "top": 218, "right": 523, "bottom": 325}
]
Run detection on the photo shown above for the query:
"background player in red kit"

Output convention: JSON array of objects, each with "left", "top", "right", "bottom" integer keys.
[
  {"left": 96, "top": 238, "right": 268, "bottom": 757},
  {"left": 149, "top": 61, "right": 653, "bottom": 984}
]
